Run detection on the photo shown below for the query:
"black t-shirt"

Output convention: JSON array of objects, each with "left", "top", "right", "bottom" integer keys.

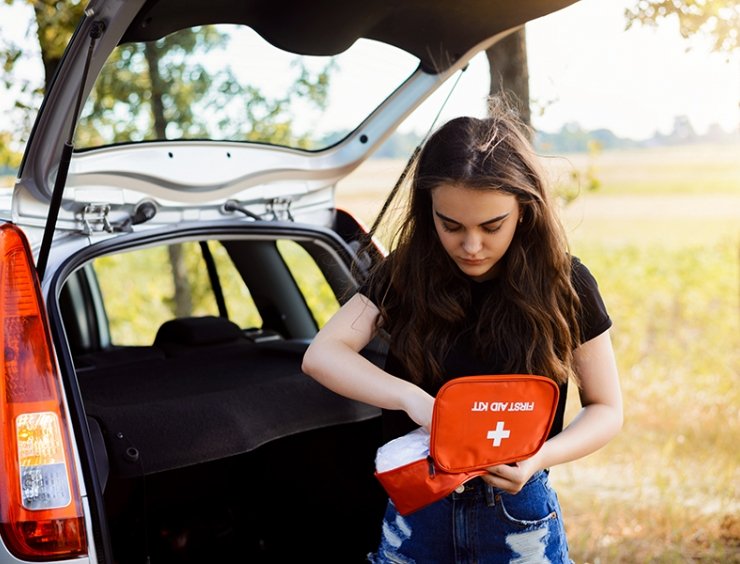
[{"left": 359, "top": 256, "right": 612, "bottom": 442}]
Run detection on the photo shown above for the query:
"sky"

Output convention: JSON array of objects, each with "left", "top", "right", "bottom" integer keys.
[
  {"left": 0, "top": 0, "right": 738, "bottom": 143},
  {"left": 403, "top": 0, "right": 740, "bottom": 140},
  {"left": 527, "top": 0, "right": 739, "bottom": 139}
]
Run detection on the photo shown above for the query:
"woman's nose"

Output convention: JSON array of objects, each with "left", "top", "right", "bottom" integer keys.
[{"left": 462, "top": 232, "right": 483, "bottom": 255}]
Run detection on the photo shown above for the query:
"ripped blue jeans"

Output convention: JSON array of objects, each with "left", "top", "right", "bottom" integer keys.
[{"left": 368, "top": 470, "right": 570, "bottom": 564}]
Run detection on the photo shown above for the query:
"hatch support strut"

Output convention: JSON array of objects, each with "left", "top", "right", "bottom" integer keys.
[{"left": 36, "top": 20, "right": 105, "bottom": 280}]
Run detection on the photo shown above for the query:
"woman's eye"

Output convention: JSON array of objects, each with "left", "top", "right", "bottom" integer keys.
[
  {"left": 441, "top": 223, "right": 461, "bottom": 233},
  {"left": 483, "top": 225, "right": 502, "bottom": 234}
]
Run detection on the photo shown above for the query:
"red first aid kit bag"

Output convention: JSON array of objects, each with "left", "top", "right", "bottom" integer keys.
[
  {"left": 375, "top": 375, "right": 559, "bottom": 515},
  {"left": 431, "top": 374, "right": 559, "bottom": 472}
]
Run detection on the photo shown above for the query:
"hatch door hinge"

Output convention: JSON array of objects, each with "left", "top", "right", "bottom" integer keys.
[
  {"left": 266, "top": 197, "right": 294, "bottom": 222},
  {"left": 80, "top": 203, "right": 113, "bottom": 234}
]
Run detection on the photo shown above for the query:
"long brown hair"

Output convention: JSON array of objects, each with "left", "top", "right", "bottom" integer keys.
[{"left": 364, "top": 104, "right": 581, "bottom": 387}]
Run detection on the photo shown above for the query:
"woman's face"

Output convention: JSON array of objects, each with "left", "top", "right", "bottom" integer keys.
[{"left": 430, "top": 183, "right": 521, "bottom": 281}]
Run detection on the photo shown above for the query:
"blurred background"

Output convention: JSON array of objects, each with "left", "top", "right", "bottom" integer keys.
[
  {"left": 335, "top": 2, "right": 740, "bottom": 561},
  {"left": 1, "top": 0, "right": 738, "bottom": 561}
]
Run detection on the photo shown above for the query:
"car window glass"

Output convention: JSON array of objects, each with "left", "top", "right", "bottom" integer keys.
[
  {"left": 93, "top": 241, "right": 261, "bottom": 346},
  {"left": 207, "top": 241, "right": 263, "bottom": 330},
  {"left": 76, "top": 24, "right": 419, "bottom": 151},
  {"left": 276, "top": 240, "right": 339, "bottom": 328}
]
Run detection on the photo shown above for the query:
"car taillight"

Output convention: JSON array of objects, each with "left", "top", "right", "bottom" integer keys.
[{"left": 0, "top": 224, "right": 87, "bottom": 559}]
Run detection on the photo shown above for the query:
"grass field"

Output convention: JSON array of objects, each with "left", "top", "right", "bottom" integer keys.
[{"left": 337, "top": 143, "right": 740, "bottom": 563}]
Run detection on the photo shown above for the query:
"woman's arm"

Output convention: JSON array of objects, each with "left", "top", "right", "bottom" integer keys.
[
  {"left": 302, "top": 293, "right": 435, "bottom": 429},
  {"left": 483, "top": 329, "right": 623, "bottom": 492}
]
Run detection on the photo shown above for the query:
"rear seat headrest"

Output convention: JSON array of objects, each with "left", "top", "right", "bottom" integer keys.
[{"left": 154, "top": 316, "right": 243, "bottom": 347}]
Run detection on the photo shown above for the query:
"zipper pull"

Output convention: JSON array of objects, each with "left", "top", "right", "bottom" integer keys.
[{"left": 426, "top": 455, "right": 436, "bottom": 478}]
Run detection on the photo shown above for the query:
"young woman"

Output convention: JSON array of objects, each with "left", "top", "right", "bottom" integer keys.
[{"left": 302, "top": 106, "right": 622, "bottom": 563}]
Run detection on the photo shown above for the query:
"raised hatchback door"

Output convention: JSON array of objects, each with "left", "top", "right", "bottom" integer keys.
[{"left": 12, "top": 0, "right": 578, "bottom": 242}]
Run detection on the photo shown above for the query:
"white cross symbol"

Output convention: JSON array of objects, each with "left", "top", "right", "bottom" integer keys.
[{"left": 486, "top": 422, "right": 511, "bottom": 447}]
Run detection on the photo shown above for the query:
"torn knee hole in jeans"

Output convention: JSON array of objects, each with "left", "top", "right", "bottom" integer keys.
[{"left": 381, "top": 513, "right": 412, "bottom": 549}]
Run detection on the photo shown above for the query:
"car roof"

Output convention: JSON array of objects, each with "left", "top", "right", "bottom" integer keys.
[{"left": 121, "top": 0, "right": 579, "bottom": 72}]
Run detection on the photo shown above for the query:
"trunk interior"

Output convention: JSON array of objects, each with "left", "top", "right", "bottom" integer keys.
[{"left": 57, "top": 230, "right": 388, "bottom": 563}]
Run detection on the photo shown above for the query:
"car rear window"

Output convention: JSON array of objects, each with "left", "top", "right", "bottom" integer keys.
[
  {"left": 94, "top": 240, "right": 263, "bottom": 346},
  {"left": 89, "top": 236, "right": 344, "bottom": 347},
  {"left": 75, "top": 24, "right": 419, "bottom": 151}
]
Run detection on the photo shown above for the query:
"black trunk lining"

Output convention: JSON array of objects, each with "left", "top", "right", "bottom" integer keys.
[{"left": 78, "top": 338, "right": 381, "bottom": 477}]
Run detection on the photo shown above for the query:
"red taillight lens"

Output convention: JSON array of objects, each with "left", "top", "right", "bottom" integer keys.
[{"left": 0, "top": 224, "right": 87, "bottom": 559}]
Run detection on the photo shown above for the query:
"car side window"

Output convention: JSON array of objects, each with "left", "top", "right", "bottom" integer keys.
[
  {"left": 276, "top": 240, "right": 340, "bottom": 328},
  {"left": 93, "top": 241, "right": 262, "bottom": 346},
  {"left": 207, "top": 241, "right": 263, "bottom": 330}
]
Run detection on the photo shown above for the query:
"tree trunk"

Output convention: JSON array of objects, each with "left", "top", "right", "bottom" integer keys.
[
  {"left": 32, "top": 0, "right": 86, "bottom": 91},
  {"left": 33, "top": 9, "right": 63, "bottom": 88},
  {"left": 144, "top": 42, "right": 168, "bottom": 139},
  {"left": 167, "top": 244, "right": 193, "bottom": 318},
  {"left": 144, "top": 43, "right": 193, "bottom": 317},
  {"left": 486, "top": 27, "right": 532, "bottom": 139}
]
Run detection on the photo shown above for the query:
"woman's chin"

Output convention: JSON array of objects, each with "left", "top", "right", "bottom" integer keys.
[{"left": 457, "top": 262, "right": 496, "bottom": 281}]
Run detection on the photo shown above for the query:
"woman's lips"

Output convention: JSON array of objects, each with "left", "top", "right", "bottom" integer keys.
[{"left": 459, "top": 258, "right": 487, "bottom": 266}]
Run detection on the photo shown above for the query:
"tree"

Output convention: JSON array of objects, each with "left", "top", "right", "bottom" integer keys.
[
  {"left": 1, "top": 0, "right": 85, "bottom": 169},
  {"left": 0, "top": 131, "right": 22, "bottom": 171},
  {"left": 669, "top": 114, "right": 698, "bottom": 143},
  {"left": 75, "top": 27, "right": 333, "bottom": 148},
  {"left": 485, "top": 26, "right": 596, "bottom": 202},
  {"left": 485, "top": 28, "right": 532, "bottom": 137},
  {"left": 625, "top": 0, "right": 740, "bottom": 53}
]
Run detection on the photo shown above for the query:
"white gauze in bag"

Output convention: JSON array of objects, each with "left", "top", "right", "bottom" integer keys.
[{"left": 375, "top": 427, "right": 430, "bottom": 473}]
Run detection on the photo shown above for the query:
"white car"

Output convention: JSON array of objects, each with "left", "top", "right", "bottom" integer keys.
[{"left": 0, "top": 0, "right": 577, "bottom": 561}]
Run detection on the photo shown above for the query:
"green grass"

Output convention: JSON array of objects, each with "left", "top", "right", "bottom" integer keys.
[{"left": 555, "top": 240, "right": 739, "bottom": 562}]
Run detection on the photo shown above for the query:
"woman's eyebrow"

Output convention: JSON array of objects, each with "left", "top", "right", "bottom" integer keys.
[{"left": 434, "top": 210, "right": 511, "bottom": 226}]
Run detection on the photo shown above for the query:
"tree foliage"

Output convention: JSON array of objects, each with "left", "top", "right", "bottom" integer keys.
[
  {"left": 75, "top": 26, "right": 232, "bottom": 145},
  {"left": 0, "top": 1, "right": 87, "bottom": 163},
  {"left": 1, "top": 0, "right": 334, "bottom": 171},
  {"left": 75, "top": 25, "right": 333, "bottom": 148},
  {"left": 625, "top": 0, "right": 740, "bottom": 53},
  {"left": 0, "top": 131, "right": 22, "bottom": 170}
]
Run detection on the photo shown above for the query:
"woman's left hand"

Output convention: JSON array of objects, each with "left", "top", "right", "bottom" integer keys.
[{"left": 480, "top": 454, "right": 543, "bottom": 494}]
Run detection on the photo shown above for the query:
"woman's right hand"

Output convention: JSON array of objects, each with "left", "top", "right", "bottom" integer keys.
[
  {"left": 304, "top": 294, "right": 436, "bottom": 429},
  {"left": 402, "top": 385, "right": 435, "bottom": 431}
]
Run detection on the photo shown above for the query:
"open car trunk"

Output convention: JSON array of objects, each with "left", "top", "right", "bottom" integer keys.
[{"left": 55, "top": 224, "right": 388, "bottom": 562}]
